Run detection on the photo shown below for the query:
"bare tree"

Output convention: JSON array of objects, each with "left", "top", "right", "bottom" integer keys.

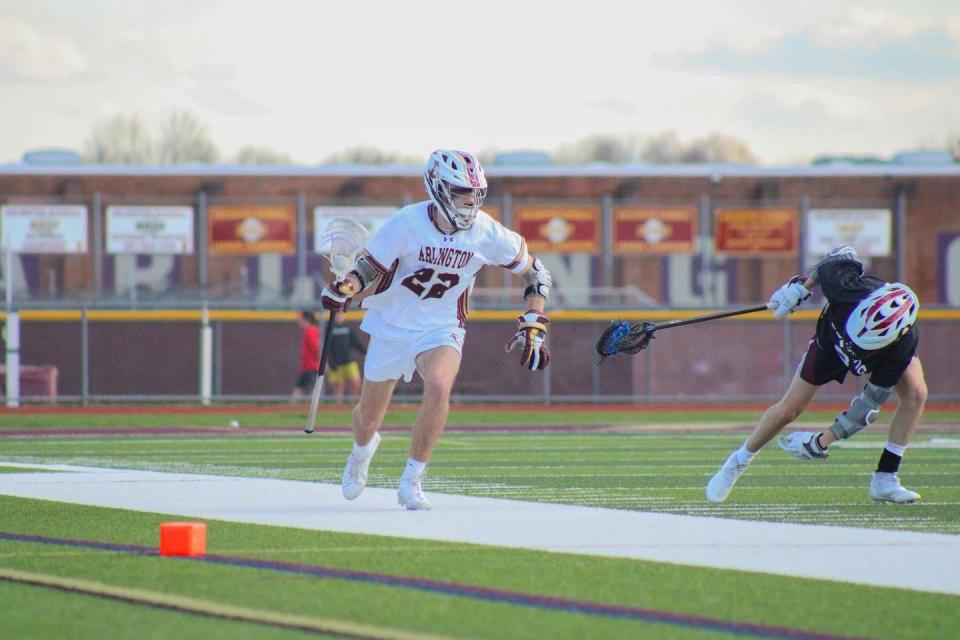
[
  {"left": 83, "top": 113, "right": 155, "bottom": 164},
  {"left": 554, "top": 133, "right": 645, "bottom": 164},
  {"left": 157, "top": 110, "right": 219, "bottom": 164},
  {"left": 683, "top": 133, "right": 757, "bottom": 164},
  {"left": 949, "top": 136, "right": 960, "bottom": 161},
  {"left": 321, "top": 145, "right": 419, "bottom": 165},
  {"left": 233, "top": 145, "right": 294, "bottom": 165},
  {"left": 639, "top": 131, "right": 686, "bottom": 163},
  {"left": 640, "top": 131, "right": 757, "bottom": 164}
]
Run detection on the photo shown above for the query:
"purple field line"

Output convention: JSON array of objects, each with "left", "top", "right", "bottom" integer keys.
[
  {"left": 0, "top": 531, "right": 865, "bottom": 640},
  {"left": 0, "top": 424, "right": 609, "bottom": 438}
]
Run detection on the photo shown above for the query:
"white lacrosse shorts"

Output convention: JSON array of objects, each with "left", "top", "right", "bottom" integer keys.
[{"left": 363, "top": 326, "right": 465, "bottom": 382}]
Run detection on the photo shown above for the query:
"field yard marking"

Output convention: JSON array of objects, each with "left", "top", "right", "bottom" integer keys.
[
  {"left": 1, "top": 464, "right": 958, "bottom": 596},
  {"left": 0, "top": 534, "right": 869, "bottom": 640},
  {"left": 0, "top": 567, "right": 451, "bottom": 640}
]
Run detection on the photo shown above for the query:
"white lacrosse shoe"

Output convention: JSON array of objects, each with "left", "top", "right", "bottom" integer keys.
[
  {"left": 777, "top": 431, "right": 829, "bottom": 461},
  {"left": 869, "top": 472, "right": 920, "bottom": 504},
  {"left": 341, "top": 432, "right": 381, "bottom": 500},
  {"left": 397, "top": 472, "right": 432, "bottom": 510},
  {"left": 705, "top": 451, "right": 750, "bottom": 503}
]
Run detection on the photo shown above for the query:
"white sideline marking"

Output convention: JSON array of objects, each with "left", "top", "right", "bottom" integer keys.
[{"left": 1, "top": 462, "right": 958, "bottom": 596}]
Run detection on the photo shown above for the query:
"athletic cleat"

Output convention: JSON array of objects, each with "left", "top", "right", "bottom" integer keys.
[
  {"left": 397, "top": 472, "right": 432, "bottom": 510},
  {"left": 341, "top": 432, "right": 381, "bottom": 500},
  {"left": 869, "top": 472, "right": 920, "bottom": 504},
  {"left": 705, "top": 451, "right": 749, "bottom": 503},
  {"left": 777, "top": 431, "right": 829, "bottom": 461}
]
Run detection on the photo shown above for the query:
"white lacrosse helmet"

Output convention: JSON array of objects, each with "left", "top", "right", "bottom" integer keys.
[
  {"left": 845, "top": 282, "right": 919, "bottom": 350},
  {"left": 424, "top": 149, "right": 487, "bottom": 230}
]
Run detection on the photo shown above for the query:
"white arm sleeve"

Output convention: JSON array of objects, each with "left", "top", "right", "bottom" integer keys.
[{"left": 485, "top": 219, "right": 528, "bottom": 274}]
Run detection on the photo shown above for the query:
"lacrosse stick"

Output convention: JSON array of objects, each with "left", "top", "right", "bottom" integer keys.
[
  {"left": 595, "top": 303, "right": 773, "bottom": 364},
  {"left": 304, "top": 218, "right": 370, "bottom": 434}
]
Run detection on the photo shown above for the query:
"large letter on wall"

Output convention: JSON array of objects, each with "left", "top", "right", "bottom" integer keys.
[{"left": 941, "top": 233, "right": 960, "bottom": 305}]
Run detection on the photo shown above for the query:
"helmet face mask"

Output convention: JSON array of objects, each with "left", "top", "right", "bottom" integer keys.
[
  {"left": 845, "top": 283, "right": 919, "bottom": 351},
  {"left": 424, "top": 150, "right": 487, "bottom": 230}
]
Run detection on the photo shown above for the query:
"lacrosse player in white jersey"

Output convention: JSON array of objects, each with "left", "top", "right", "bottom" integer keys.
[{"left": 321, "top": 149, "right": 552, "bottom": 510}]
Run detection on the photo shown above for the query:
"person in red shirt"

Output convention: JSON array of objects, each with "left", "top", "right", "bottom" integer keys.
[{"left": 292, "top": 310, "right": 320, "bottom": 398}]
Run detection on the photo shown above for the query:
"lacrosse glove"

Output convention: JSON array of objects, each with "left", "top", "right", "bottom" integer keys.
[
  {"left": 505, "top": 310, "right": 550, "bottom": 371},
  {"left": 769, "top": 276, "right": 811, "bottom": 319},
  {"left": 321, "top": 278, "right": 356, "bottom": 312}
]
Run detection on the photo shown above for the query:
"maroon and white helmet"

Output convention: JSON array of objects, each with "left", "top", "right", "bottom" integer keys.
[
  {"left": 424, "top": 149, "right": 487, "bottom": 230},
  {"left": 845, "top": 283, "right": 919, "bottom": 350}
]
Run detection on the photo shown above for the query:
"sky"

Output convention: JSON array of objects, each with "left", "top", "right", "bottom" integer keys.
[{"left": 1, "top": 0, "right": 959, "bottom": 165}]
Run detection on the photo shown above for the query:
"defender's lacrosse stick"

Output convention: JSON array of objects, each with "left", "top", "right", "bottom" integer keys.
[
  {"left": 304, "top": 218, "right": 370, "bottom": 434},
  {"left": 595, "top": 303, "right": 773, "bottom": 364}
]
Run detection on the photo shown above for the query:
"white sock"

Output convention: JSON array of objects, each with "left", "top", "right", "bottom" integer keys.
[
  {"left": 402, "top": 457, "right": 427, "bottom": 480},
  {"left": 884, "top": 442, "right": 906, "bottom": 457},
  {"left": 353, "top": 436, "right": 377, "bottom": 456},
  {"left": 734, "top": 442, "right": 756, "bottom": 465}
]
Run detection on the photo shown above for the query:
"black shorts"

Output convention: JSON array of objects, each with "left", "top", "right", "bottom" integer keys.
[
  {"left": 294, "top": 371, "right": 318, "bottom": 391},
  {"left": 797, "top": 338, "right": 849, "bottom": 386},
  {"left": 797, "top": 337, "right": 917, "bottom": 388}
]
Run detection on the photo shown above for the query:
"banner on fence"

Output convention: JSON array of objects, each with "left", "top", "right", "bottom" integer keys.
[
  {"left": 0, "top": 204, "right": 88, "bottom": 254},
  {"left": 807, "top": 208, "right": 891, "bottom": 257},
  {"left": 208, "top": 204, "right": 295, "bottom": 254},
  {"left": 514, "top": 205, "right": 600, "bottom": 253},
  {"left": 613, "top": 205, "right": 697, "bottom": 254},
  {"left": 106, "top": 206, "right": 194, "bottom": 254},
  {"left": 714, "top": 207, "right": 798, "bottom": 255}
]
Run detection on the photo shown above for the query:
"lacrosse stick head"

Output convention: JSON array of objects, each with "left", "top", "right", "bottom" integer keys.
[
  {"left": 595, "top": 320, "right": 656, "bottom": 364},
  {"left": 317, "top": 218, "right": 370, "bottom": 278}
]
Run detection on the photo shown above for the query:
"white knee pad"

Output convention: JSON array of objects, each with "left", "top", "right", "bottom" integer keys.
[{"left": 829, "top": 382, "right": 892, "bottom": 440}]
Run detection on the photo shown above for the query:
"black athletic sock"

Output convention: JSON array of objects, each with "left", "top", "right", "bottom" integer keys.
[{"left": 876, "top": 447, "right": 902, "bottom": 474}]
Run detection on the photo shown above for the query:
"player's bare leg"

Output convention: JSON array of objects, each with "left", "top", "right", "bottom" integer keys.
[
  {"left": 410, "top": 346, "right": 461, "bottom": 461},
  {"left": 747, "top": 374, "right": 820, "bottom": 452},
  {"left": 397, "top": 346, "right": 461, "bottom": 510},
  {"left": 341, "top": 377, "right": 396, "bottom": 500},
  {"left": 869, "top": 357, "right": 926, "bottom": 503},
  {"left": 886, "top": 357, "right": 927, "bottom": 447},
  {"left": 707, "top": 374, "right": 819, "bottom": 502}
]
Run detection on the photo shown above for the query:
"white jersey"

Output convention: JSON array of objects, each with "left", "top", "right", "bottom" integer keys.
[{"left": 359, "top": 201, "right": 528, "bottom": 341}]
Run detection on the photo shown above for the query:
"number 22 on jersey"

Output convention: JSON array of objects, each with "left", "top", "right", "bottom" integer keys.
[{"left": 401, "top": 267, "right": 460, "bottom": 300}]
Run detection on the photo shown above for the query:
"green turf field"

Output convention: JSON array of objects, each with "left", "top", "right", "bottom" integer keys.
[{"left": 1, "top": 407, "right": 958, "bottom": 639}]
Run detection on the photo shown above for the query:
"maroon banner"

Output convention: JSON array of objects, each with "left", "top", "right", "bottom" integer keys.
[
  {"left": 514, "top": 205, "right": 599, "bottom": 253},
  {"left": 715, "top": 207, "right": 798, "bottom": 256},
  {"left": 614, "top": 205, "right": 697, "bottom": 254},
  {"left": 208, "top": 204, "right": 295, "bottom": 255}
]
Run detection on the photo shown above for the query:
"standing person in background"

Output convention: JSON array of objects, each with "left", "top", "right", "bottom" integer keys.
[
  {"left": 706, "top": 246, "right": 926, "bottom": 504},
  {"left": 326, "top": 311, "right": 366, "bottom": 403},
  {"left": 321, "top": 149, "right": 552, "bottom": 510},
  {"left": 292, "top": 310, "right": 320, "bottom": 399}
]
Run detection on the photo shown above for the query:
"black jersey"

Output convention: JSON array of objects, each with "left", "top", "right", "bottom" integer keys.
[
  {"left": 328, "top": 325, "right": 367, "bottom": 367},
  {"left": 813, "top": 258, "right": 918, "bottom": 388}
]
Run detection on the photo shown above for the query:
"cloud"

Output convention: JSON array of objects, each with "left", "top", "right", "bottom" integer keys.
[
  {"left": 733, "top": 93, "right": 838, "bottom": 129},
  {"left": 672, "top": 28, "right": 960, "bottom": 82},
  {"left": 0, "top": 17, "right": 88, "bottom": 81},
  {"left": 812, "top": 6, "right": 932, "bottom": 46},
  {"left": 583, "top": 97, "right": 639, "bottom": 117},
  {"left": 186, "top": 82, "right": 269, "bottom": 118}
]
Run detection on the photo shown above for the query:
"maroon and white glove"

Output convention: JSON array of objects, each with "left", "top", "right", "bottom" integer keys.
[
  {"left": 320, "top": 278, "right": 356, "bottom": 311},
  {"left": 505, "top": 310, "right": 550, "bottom": 371}
]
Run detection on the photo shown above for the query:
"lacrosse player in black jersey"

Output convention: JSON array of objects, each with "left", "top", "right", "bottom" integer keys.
[{"left": 707, "top": 246, "right": 926, "bottom": 504}]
